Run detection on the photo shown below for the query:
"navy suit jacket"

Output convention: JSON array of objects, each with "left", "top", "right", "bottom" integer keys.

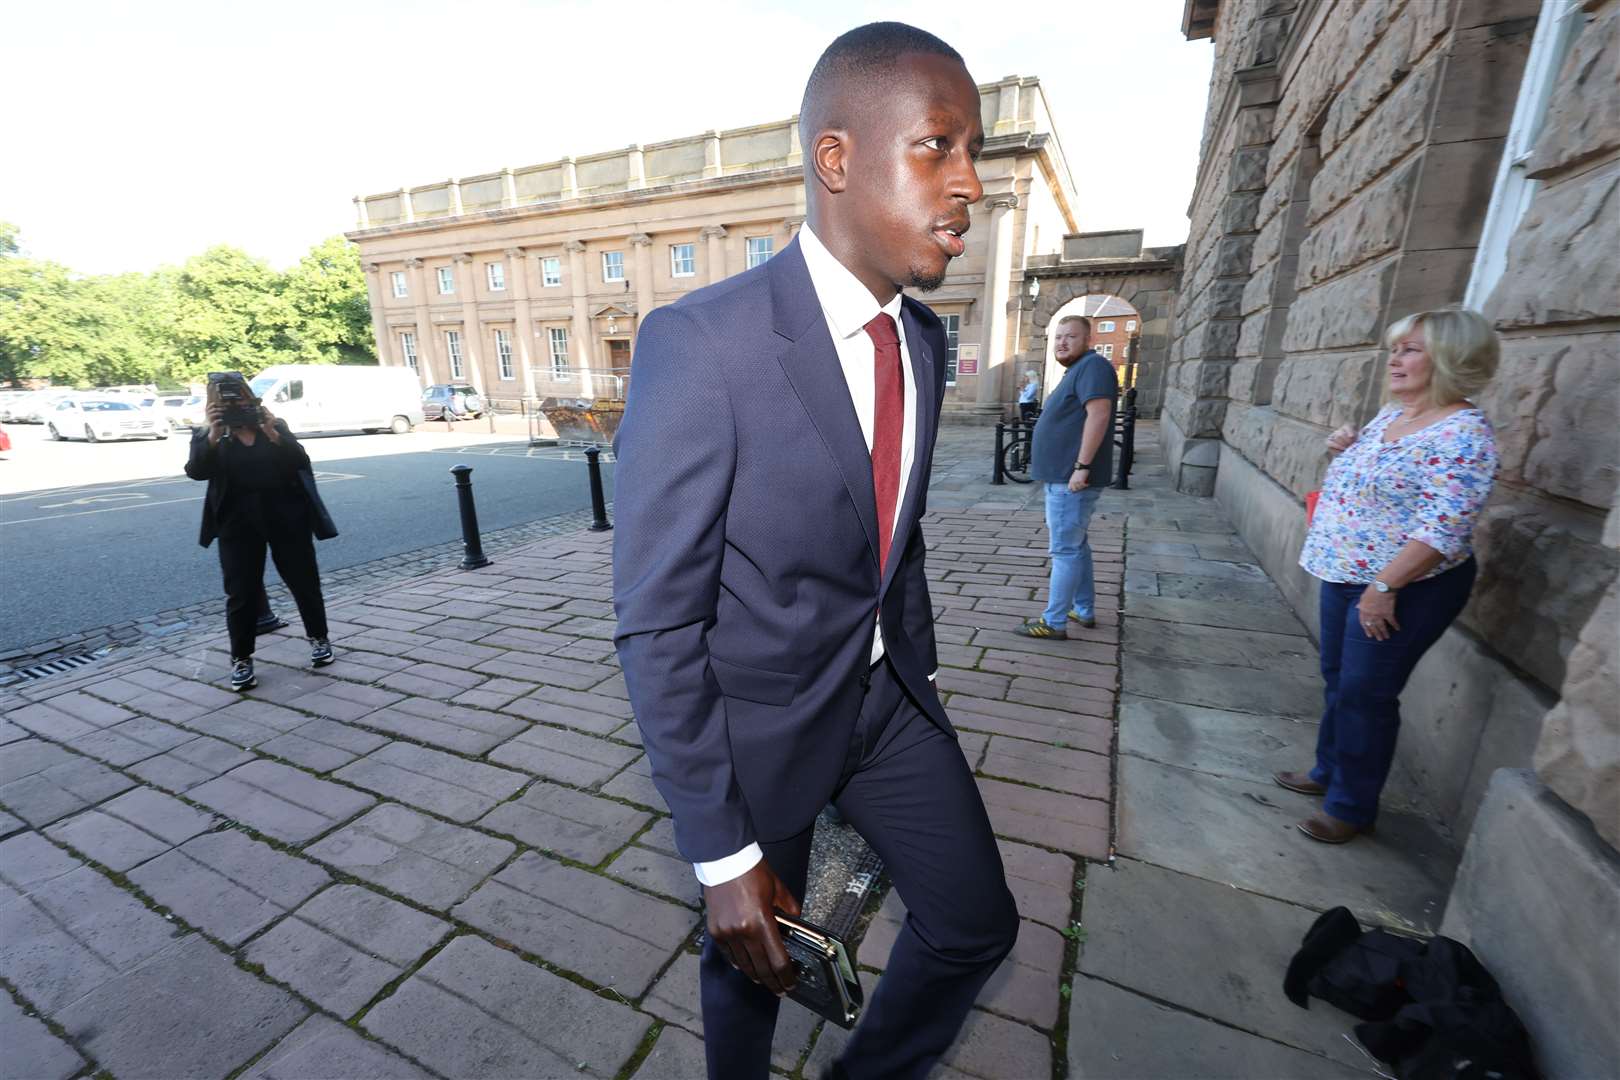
[{"left": 612, "top": 238, "right": 950, "bottom": 864}]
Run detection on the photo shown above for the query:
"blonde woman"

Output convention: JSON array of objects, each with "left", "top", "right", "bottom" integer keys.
[{"left": 1276, "top": 309, "right": 1500, "bottom": 843}]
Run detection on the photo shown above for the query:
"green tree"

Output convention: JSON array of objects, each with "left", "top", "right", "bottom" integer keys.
[
  {"left": 166, "top": 245, "right": 299, "bottom": 382},
  {"left": 0, "top": 241, "right": 160, "bottom": 388},
  {"left": 282, "top": 236, "right": 376, "bottom": 365}
]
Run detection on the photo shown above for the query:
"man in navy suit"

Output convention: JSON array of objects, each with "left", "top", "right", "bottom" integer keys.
[{"left": 613, "top": 22, "right": 1018, "bottom": 1080}]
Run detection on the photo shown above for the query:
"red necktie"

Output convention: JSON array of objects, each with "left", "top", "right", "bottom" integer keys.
[{"left": 863, "top": 312, "right": 904, "bottom": 575}]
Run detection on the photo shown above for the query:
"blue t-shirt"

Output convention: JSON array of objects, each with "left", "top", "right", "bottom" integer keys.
[{"left": 1030, "top": 351, "right": 1118, "bottom": 484}]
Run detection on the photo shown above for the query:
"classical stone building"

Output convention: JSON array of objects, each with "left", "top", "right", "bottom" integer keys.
[
  {"left": 345, "top": 77, "right": 1081, "bottom": 420},
  {"left": 1170, "top": 0, "right": 1618, "bottom": 1073}
]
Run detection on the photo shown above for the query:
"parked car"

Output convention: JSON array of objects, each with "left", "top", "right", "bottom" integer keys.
[
  {"left": 156, "top": 394, "right": 205, "bottom": 428},
  {"left": 246, "top": 364, "right": 424, "bottom": 435},
  {"left": 46, "top": 397, "right": 168, "bottom": 442},
  {"left": 0, "top": 390, "right": 34, "bottom": 422},
  {"left": 10, "top": 391, "right": 77, "bottom": 423},
  {"left": 422, "top": 383, "right": 484, "bottom": 421}
]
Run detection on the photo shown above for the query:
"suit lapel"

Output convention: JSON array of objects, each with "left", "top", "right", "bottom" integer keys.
[
  {"left": 880, "top": 300, "right": 938, "bottom": 597},
  {"left": 768, "top": 241, "right": 881, "bottom": 567}
]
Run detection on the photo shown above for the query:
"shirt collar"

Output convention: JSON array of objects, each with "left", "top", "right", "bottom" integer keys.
[{"left": 799, "top": 224, "right": 903, "bottom": 341}]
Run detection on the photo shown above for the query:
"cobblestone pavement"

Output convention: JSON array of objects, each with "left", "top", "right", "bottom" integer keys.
[{"left": 0, "top": 426, "right": 1123, "bottom": 1079}]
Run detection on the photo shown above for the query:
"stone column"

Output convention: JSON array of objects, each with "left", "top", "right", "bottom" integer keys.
[
  {"left": 975, "top": 194, "right": 1020, "bottom": 407},
  {"left": 448, "top": 178, "right": 464, "bottom": 216},
  {"left": 501, "top": 168, "right": 517, "bottom": 209},
  {"left": 453, "top": 253, "right": 487, "bottom": 395},
  {"left": 784, "top": 216, "right": 804, "bottom": 239},
  {"left": 702, "top": 224, "right": 728, "bottom": 284},
  {"left": 564, "top": 239, "right": 595, "bottom": 391},
  {"left": 561, "top": 158, "right": 579, "bottom": 199},
  {"left": 354, "top": 197, "right": 370, "bottom": 229},
  {"left": 399, "top": 188, "right": 415, "bottom": 223},
  {"left": 361, "top": 263, "right": 392, "bottom": 365},
  {"left": 787, "top": 118, "right": 803, "bottom": 167},
  {"left": 404, "top": 258, "right": 436, "bottom": 385},
  {"left": 629, "top": 232, "right": 655, "bottom": 345},
  {"left": 506, "top": 247, "right": 537, "bottom": 400},
  {"left": 627, "top": 146, "right": 646, "bottom": 191},
  {"left": 703, "top": 132, "right": 722, "bottom": 178}
]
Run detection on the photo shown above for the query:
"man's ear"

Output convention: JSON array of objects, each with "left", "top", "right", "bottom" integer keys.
[{"left": 811, "top": 130, "right": 850, "bottom": 194}]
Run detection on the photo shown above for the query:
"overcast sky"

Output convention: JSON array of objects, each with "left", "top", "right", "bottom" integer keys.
[{"left": 3, "top": 0, "right": 1212, "bottom": 276}]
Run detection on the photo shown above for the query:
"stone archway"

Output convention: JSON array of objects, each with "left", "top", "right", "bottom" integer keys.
[
  {"left": 1039, "top": 294, "right": 1143, "bottom": 398},
  {"left": 1020, "top": 245, "right": 1184, "bottom": 417}
]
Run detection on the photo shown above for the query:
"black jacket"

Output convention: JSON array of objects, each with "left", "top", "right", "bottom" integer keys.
[{"left": 184, "top": 421, "right": 338, "bottom": 547}]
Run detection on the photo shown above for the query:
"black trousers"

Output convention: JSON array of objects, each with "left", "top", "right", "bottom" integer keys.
[
  {"left": 217, "top": 517, "right": 328, "bottom": 659},
  {"left": 700, "top": 658, "right": 1019, "bottom": 1079}
]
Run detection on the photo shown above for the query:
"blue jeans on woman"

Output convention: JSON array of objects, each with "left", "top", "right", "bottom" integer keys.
[
  {"left": 1042, "top": 483, "right": 1103, "bottom": 628},
  {"left": 1310, "top": 559, "right": 1476, "bottom": 826}
]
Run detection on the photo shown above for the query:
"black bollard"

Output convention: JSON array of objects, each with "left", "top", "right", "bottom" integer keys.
[
  {"left": 449, "top": 464, "right": 491, "bottom": 569},
  {"left": 585, "top": 445, "right": 612, "bottom": 532},
  {"left": 992, "top": 422, "right": 1006, "bottom": 485}
]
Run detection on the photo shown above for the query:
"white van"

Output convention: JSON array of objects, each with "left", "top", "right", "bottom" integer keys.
[{"left": 248, "top": 365, "right": 425, "bottom": 435}]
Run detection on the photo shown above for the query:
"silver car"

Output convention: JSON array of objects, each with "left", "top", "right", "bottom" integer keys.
[{"left": 46, "top": 397, "right": 168, "bottom": 442}]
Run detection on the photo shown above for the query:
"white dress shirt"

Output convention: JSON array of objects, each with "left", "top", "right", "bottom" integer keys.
[{"left": 693, "top": 225, "right": 919, "bottom": 888}]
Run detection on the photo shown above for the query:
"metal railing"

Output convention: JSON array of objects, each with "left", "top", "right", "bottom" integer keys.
[{"left": 992, "top": 387, "right": 1136, "bottom": 489}]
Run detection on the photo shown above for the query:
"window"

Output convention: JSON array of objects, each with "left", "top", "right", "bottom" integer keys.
[
  {"left": 746, "top": 236, "right": 774, "bottom": 269},
  {"left": 495, "top": 329, "right": 514, "bottom": 380},
  {"left": 548, "top": 327, "right": 570, "bottom": 378},
  {"left": 1100, "top": 343, "right": 1114, "bottom": 359},
  {"left": 391, "top": 271, "right": 408, "bottom": 298},
  {"left": 541, "top": 256, "right": 562, "bottom": 287},
  {"left": 1466, "top": 0, "right": 1587, "bottom": 307},
  {"left": 1126, "top": 320, "right": 1137, "bottom": 332},
  {"left": 401, "top": 331, "right": 418, "bottom": 372},
  {"left": 942, "top": 314, "right": 961, "bottom": 385},
  {"left": 602, "top": 251, "right": 625, "bottom": 282},
  {"left": 446, "top": 330, "right": 464, "bottom": 378},
  {"left": 1098, "top": 320, "right": 1115, "bottom": 333},
  {"left": 670, "top": 243, "right": 696, "bottom": 277},
  {"left": 437, "top": 266, "right": 455, "bottom": 294},
  {"left": 486, "top": 262, "right": 506, "bottom": 291}
]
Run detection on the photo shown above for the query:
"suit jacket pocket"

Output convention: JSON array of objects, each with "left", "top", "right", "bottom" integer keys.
[{"left": 709, "top": 654, "right": 798, "bottom": 707}]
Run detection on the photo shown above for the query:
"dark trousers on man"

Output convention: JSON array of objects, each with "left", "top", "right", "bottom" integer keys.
[
  {"left": 1310, "top": 560, "right": 1476, "bottom": 825},
  {"left": 699, "top": 658, "right": 1019, "bottom": 1080},
  {"left": 218, "top": 514, "right": 328, "bottom": 660}
]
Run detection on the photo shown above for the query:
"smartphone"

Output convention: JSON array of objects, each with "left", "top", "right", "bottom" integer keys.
[{"left": 208, "top": 371, "right": 260, "bottom": 428}]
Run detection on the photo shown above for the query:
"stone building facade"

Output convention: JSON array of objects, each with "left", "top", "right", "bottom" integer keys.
[
  {"left": 1171, "top": 0, "right": 1618, "bottom": 1073},
  {"left": 345, "top": 77, "right": 1079, "bottom": 420}
]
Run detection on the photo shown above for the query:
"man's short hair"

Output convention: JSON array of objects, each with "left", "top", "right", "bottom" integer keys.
[
  {"left": 800, "top": 22, "right": 965, "bottom": 143},
  {"left": 1058, "top": 315, "right": 1093, "bottom": 333}
]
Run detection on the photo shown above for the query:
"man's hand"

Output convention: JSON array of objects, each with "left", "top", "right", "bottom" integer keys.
[
  {"left": 1326, "top": 423, "right": 1356, "bottom": 454},
  {"left": 1067, "top": 467, "right": 1090, "bottom": 493},
  {"left": 703, "top": 860, "right": 801, "bottom": 995},
  {"left": 206, "top": 403, "right": 227, "bottom": 446}
]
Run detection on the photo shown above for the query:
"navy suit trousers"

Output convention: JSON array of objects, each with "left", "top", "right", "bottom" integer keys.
[{"left": 699, "top": 658, "right": 1019, "bottom": 1079}]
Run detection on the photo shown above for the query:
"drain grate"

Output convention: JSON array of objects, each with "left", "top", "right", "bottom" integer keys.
[{"left": 11, "top": 652, "right": 103, "bottom": 683}]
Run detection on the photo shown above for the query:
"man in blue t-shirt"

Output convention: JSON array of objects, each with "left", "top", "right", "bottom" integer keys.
[{"left": 1018, "top": 315, "right": 1118, "bottom": 638}]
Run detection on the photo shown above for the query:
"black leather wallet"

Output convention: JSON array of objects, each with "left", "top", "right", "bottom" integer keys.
[{"left": 776, "top": 913, "right": 863, "bottom": 1029}]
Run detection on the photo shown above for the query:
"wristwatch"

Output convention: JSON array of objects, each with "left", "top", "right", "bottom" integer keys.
[
  {"left": 1073, "top": 461, "right": 1092, "bottom": 472},
  {"left": 1372, "top": 579, "right": 1394, "bottom": 593}
]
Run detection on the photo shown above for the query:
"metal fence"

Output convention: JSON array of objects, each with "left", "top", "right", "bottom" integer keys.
[{"left": 992, "top": 387, "right": 1137, "bottom": 488}]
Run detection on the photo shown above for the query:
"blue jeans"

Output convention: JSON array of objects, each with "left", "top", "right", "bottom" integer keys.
[
  {"left": 1310, "top": 560, "right": 1476, "bottom": 826},
  {"left": 1042, "top": 483, "right": 1103, "bottom": 628}
]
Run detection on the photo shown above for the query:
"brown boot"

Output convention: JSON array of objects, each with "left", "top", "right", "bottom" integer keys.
[
  {"left": 1296, "top": 812, "right": 1367, "bottom": 844},
  {"left": 1273, "top": 770, "right": 1326, "bottom": 796}
]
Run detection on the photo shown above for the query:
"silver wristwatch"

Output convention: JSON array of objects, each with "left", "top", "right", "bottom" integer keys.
[{"left": 1372, "top": 579, "right": 1393, "bottom": 593}]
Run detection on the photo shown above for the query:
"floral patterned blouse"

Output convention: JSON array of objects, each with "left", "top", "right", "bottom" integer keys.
[{"left": 1300, "top": 403, "right": 1498, "bottom": 585}]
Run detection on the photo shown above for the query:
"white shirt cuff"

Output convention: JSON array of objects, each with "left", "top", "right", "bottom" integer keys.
[
  {"left": 693, "top": 843, "right": 764, "bottom": 887},
  {"left": 927, "top": 670, "right": 938, "bottom": 682}
]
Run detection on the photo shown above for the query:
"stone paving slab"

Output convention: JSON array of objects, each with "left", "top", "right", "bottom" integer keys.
[
  {"left": 1080, "top": 857, "right": 1369, "bottom": 1066},
  {"left": 127, "top": 733, "right": 256, "bottom": 792},
  {"left": 129, "top": 829, "right": 330, "bottom": 945},
  {"left": 96, "top": 784, "right": 219, "bottom": 844},
  {"left": 1126, "top": 616, "right": 1320, "bottom": 676},
  {"left": 362, "top": 934, "right": 651, "bottom": 1079},
  {"left": 631, "top": 1022, "right": 710, "bottom": 1080},
  {"left": 240, "top": 1014, "right": 433, "bottom": 1080},
  {"left": 980, "top": 734, "right": 1110, "bottom": 800},
  {"left": 1124, "top": 652, "right": 1323, "bottom": 721},
  {"left": 336, "top": 741, "right": 526, "bottom": 822},
  {"left": 45, "top": 806, "right": 175, "bottom": 872},
  {"left": 1067, "top": 975, "right": 1369, "bottom": 1079},
  {"left": 978, "top": 777, "right": 1109, "bottom": 859},
  {"left": 189, "top": 759, "right": 375, "bottom": 843},
  {"left": 488, "top": 722, "right": 639, "bottom": 786},
  {"left": 0, "top": 739, "right": 134, "bottom": 828},
  {"left": 1120, "top": 694, "right": 1318, "bottom": 783},
  {"left": 305, "top": 803, "right": 515, "bottom": 909},
  {"left": 261, "top": 716, "right": 389, "bottom": 773},
  {"left": 599, "top": 753, "right": 669, "bottom": 811},
  {"left": 1117, "top": 755, "right": 1455, "bottom": 934},
  {"left": 479, "top": 779, "right": 652, "bottom": 864},
  {"left": 0, "top": 808, "right": 24, "bottom": 840},
  {"left": 452, "top": 851, "right": 697, "bottom": 996},
  {"left": 246, "top": 883, "right": 451, "bottom": 1018},
  {"left": 55, "top": 934, "right": 308, "bottom": 1080},
  {"left": 997, "top": 838, "right": 1076, "bottom": 930},
  {"left": 641, "top": 950, "right": 821, "bottom": 1070},
  {"left": 0, "top": 991, "right": 85, "bottom": 1080},
  {"left": 353, "top": 695, "right": 526, "bottom": 755},
  {"left": 948, "top": 697, "right": 1112, "bottom": 755}
]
